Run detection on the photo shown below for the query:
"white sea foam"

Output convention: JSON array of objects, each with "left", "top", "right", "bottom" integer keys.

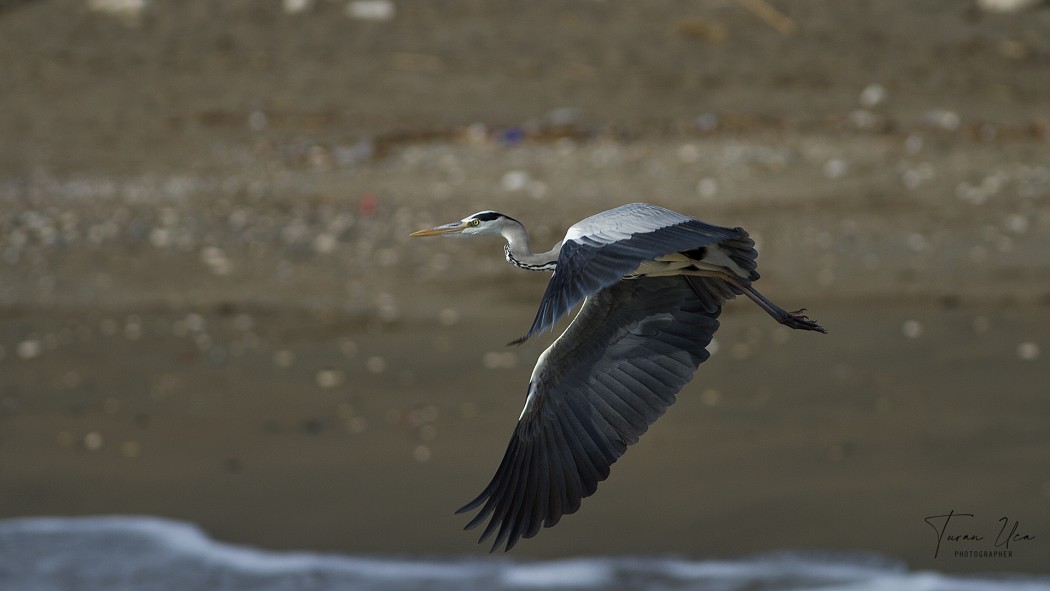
[
  {"left": 0, "top": 516, "right": 1048, "bottom": 591},
  {"left": 501, "top": 558, "right": 613, "bottom": 588}
]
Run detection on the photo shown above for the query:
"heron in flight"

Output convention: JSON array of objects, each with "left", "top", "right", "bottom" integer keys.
[{"left": 411, "top": 202, "right": 826, "bottom": 552}]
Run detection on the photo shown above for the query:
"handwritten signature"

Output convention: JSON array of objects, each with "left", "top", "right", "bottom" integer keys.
[{"left": 924, "top": 510, "right": 1036, "bottom": 558}]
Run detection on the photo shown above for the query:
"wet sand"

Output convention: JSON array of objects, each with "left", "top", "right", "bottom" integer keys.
[
  {"left": 3, "top": 294, "right": 1049, "bottom": 571},
  {"left": 2, "top": 0, "right": 1050, "bottom": 576}
]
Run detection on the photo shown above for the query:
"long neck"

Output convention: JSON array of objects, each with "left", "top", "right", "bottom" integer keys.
[{"left": 501, "top": 221, "right": 561, "bottom": 271}]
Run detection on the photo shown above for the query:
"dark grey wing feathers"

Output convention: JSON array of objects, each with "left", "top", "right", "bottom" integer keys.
[
  {"left": 519, "top": 214, "right": 747, "bottom": 342},
  {"left": 459, "top": 276, "right": 725, "bottom": 551}
]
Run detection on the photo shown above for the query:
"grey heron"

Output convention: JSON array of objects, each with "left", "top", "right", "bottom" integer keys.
[{"left": 411, "top": 202, "right": 826, "bottom": 552}]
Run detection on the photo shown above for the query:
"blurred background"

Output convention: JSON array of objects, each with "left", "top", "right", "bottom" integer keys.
[{"left": 1, "top": 0, "right": 1049, "bottom": 585}]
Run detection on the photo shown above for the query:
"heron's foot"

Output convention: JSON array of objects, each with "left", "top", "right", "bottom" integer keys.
[
  {"left": 781, "top": 308, "right": 827, "bottom": 333},
  {"left": 719, "top": 275, "right": 828, "bottom": 334}
]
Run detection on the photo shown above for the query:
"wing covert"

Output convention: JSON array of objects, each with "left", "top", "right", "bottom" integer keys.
[{"left": 518, "top": 203, "right": 748, "bottom": 342}]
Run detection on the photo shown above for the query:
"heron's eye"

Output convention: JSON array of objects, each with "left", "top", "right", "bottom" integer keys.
[{"left": 469, "top": 219, "right": 480, "bottom": 227}]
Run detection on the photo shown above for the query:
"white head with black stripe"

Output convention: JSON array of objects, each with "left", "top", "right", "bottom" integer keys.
[
  {"left": 411, "top": 209, "right": 560, "bottom": 271},
  {"left": 409, "top": 211, "right": 519, "bottom": 238}
]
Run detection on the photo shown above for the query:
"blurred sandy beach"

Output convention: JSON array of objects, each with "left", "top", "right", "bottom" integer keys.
[{"left": 1, "top": 0, "right": 1049, "bottom": 575}]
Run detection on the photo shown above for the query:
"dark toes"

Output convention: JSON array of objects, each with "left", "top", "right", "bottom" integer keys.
[{"left": 783, "top": 312, "right": 827, "bottom": 334}]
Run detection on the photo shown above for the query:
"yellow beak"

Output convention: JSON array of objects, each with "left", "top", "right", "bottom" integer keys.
[{"left": 410, "top": 221, "right": 466, "bottom": 237}]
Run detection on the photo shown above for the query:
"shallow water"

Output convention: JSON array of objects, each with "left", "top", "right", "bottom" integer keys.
[{"left": 1, "top": 516, "right": 1048, "bottom": 591}]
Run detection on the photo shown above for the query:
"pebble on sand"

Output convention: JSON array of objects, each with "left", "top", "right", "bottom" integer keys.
[
  {"left": 316, "top": 369, "right": 345, "bottom": 388},
  {"left": 902, "top": 320, "right": 923, "bottom": 339},
  {"left": 366, "top": 356, "right": 387, "bottom": 374},
  {"left": 1017, "top": 341, "right": 1040, "bottom": 361},
  {"left": 346, "top": 0, "right": 395, "bottom": 21},
  {"left": 17, "top": 340, "right": 42, "bottom": 360},
  {"left": 859, "top": 84, "right": 887, "bottom": 108},
  {"left": 83, "top": 431, "right": 104, "bottom": 452},
  {"left": 273, "top": 350, "right": 296, "bottom": 368}
]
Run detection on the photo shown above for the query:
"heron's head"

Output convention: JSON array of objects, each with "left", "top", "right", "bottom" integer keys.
[{"left": 410, "top": 211, "right": 516, "bottom": 238}]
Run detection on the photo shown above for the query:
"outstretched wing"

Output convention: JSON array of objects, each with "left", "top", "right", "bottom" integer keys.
[
  {"left": 518, "top": 203, "right": 748, "bottom": 343},
  {"left": 458, "top": 275, "right": 727, "bottom": 552}
]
